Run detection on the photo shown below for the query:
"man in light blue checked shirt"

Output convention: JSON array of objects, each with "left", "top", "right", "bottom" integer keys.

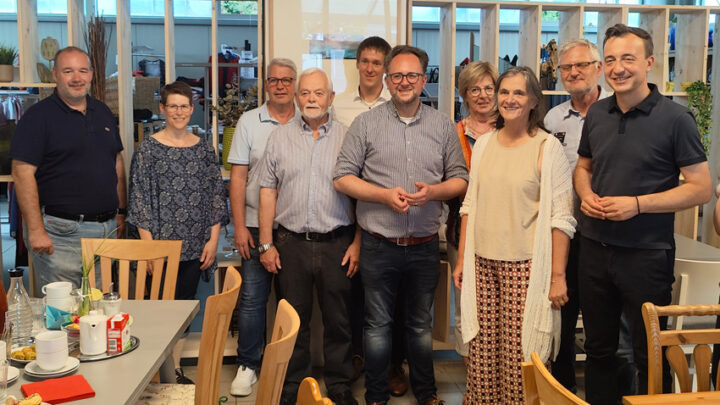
[
  {"left": 256, "top": 68, "right": 361, "bottom": 405},
  {"left": 333, "top": 45, "right": 468, "bottom": 405}
]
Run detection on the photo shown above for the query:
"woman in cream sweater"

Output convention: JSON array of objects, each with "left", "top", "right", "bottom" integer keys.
[{"left": 452, "top": 66, "right": 576, "bottom": 404}]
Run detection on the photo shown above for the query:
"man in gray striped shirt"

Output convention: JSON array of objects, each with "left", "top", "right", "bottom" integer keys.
[
  {"left": 256, "top": 68, "right": 360, "bottom": 405},
  {"left": 333, "top": 45, "right": 468, "bottom": 405}
]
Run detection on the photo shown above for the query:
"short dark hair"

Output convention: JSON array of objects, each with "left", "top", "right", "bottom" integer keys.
[
  {"left": 356, "top": 36, "right": 391, "bottom": 60},
  {"left": 494, "top": 66, "right": 548, "bottom": 134},
  {"left": 160, "top": 81, "right": 193, "bottom": 105},
  {"left": 53, "top": 46, "right": 91, "bottom": 70},
  {"left": 385, "top": 45, "right": 429, "bottom": 73},
  {"left": 604, "top": 24, "right": 654, "bottom": 57}
]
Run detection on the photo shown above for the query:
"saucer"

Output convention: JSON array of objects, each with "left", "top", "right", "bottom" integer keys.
[
  {"left": 24, "top": 357, "right": 80, "bottom": 378},
  {"left": 6, "top": 366, "right": 19, "bottom": 384}
]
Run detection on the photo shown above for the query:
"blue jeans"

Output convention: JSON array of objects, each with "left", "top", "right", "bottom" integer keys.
[
  {"left": 360, "top": 231, "right": 439, "bottom": 404},
  {"left": 235, "top": 227, "right": 273, "bottom": 371},
  {"left": 24, "top": 214, "right": 117, "bottom": 295}
]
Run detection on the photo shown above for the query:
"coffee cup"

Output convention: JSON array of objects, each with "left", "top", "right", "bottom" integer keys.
[
  {"left": 42, "top": 282, "right": 72, "bottom": 300},
  {"left": 35, "top": 331, "right": 68, "bottom": 371}
]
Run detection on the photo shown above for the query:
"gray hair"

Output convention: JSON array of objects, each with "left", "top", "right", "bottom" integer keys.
[
  {"left": 558, "top": 39, "right": 601, "bottom": 64},
  {"left": 267, "top": 57, "right": 297, "bottom": 77},
  {"left": 297, "top": 67, "right": 333, "bottom": 93}
]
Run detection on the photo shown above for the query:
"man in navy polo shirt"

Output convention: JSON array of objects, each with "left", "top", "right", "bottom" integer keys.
[
  {"left": 574, "top": 25, "right": 711, "bottom": 404},
  {"left": 10, "top": 46, "right": 126, "bottom": 294}
]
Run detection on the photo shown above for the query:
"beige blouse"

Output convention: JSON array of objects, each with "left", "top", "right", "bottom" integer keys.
[{"left": 474, "top": 130, "right": 548, "bottom": 260}]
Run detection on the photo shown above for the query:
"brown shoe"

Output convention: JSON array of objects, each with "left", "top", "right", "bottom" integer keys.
[
  {"left": 423, "top": 395, "right": 445, "bottom": 405},
  {"left": 388, "top": 363, "right": 409, "bottom": 397},
  {"left": 350, "top": 354, "right": 364, "bottom": 382}
]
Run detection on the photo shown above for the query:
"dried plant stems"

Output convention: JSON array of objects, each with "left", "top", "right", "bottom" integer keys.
[{"left": 84, "top": 15, "right": 112, "bottom": 102}]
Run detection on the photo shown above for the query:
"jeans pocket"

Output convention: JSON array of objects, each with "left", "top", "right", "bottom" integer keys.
[
  {"left": 361, "top": 232, "right": 382, "bottom": 252},
  {"left": 44, "top": 216, "right": 80, "bottom": 236},
  {"left": 275, "top": 228, "right": 292, "bottom": 248}
]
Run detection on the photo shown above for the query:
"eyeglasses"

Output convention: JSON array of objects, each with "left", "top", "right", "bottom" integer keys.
[
  {"left": 387, "top": 72, "right": 424, "bottom": 84},
  {"left": 467, "top": 86, "right": 495, "bottom": 97},
  {"left": 267, "top": 77, "right": 294, "bottom": 87},
  {"left": 557, "top": 61, "right": 598, "bottom": 73},
  {"left": 164, "top": 104, "right": 192, "bottom": 112}
]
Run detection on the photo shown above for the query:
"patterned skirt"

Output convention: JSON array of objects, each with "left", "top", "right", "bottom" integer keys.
[{"left": 464, "top": 255, "right": 531, "bottom": 405}]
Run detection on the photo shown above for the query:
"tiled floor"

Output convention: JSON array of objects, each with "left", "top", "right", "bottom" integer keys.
[{"left": 183, "top": 358, "right": 468, "bottom": 404}]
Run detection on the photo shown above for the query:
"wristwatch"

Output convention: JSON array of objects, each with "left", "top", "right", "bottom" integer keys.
[{"left": 258, "top": 242, "right": 274, "bottom": 254}]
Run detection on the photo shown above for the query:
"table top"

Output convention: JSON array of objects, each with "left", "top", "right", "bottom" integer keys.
[
  {"left": 623, "top": 391, "right": 720, "bottom": 404},
  {"left": 8, "top": 299, "right": 199, "bottom": 404},
  {"left": 675, "top": 233, "right": 720, "bottom": 262}
]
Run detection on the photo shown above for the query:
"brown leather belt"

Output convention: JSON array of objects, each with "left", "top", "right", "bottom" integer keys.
[{"left": 368, "top": 231, "right": 436, "bottom": 246}]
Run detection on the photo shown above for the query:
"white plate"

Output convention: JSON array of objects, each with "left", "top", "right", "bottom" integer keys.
[
  {"left": 24, "top": 357, "right": 79, "bottom": 378},
  {"left": 6, "top": 366, "right": 19, "bottom": 384}
]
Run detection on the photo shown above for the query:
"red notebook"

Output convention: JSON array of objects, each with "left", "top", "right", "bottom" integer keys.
[{"left": 21, "top": 374, "right": 95, "bottom": 404}]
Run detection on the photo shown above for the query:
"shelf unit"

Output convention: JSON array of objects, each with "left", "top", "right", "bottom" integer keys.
[{"left": 408, "top": 1, "right": 719, "bottom": 120}]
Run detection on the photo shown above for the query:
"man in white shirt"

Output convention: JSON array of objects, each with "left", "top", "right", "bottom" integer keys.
[{"left": 333, "top": 36, "right": 392, "bottom": 128}]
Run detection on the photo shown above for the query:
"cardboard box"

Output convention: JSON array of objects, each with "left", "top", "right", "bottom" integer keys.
[{"left": 107, "top": 313, "right": 131, "bottom": 353}]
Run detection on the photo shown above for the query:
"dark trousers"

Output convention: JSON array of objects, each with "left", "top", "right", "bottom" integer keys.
[
  {"left": 579, "top": 236, "right": 674, "bottom": 405},
  {"left": 361, "top": 231, "right": 439, "bottom": 404},
  {"left": 275, "top": 226, "right": 354, "bottom": 401},
  {"left": 552, "top": 235, "right": 581, "bottom": 392},
  {"left": 350, "top": 274, "right": 408, "bottom": 365},
  {"left": 175, "top": 259, "right": 203, "bottom": 300}
]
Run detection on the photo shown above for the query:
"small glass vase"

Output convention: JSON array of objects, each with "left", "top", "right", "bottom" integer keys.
[{"left": 78, "top": 276, "right": 92, "bottom": 317}]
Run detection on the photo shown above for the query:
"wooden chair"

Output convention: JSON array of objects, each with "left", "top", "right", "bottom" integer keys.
[
  {"left": 642, "top": 302, "right": 720, "bottom": 395},
  {"left": 522, "top": 352, "right": 589, "bottom": 405},
  {"left": 137, "top": 266, "right": 241, "bottom": 404},
  {"left": 81, "top": 238, "right": 182, "bottom": 300},
  {"left": 255, "top": 299, "right": 301, "bottom": 405},
  {"left": 297, "top": 377, "right": 332, "bottom": 405}
]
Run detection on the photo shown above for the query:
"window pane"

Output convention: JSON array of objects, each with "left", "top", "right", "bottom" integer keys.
[
  {"left": 37, "top": 0, "right": 67, "bottom": 14},
  {"left": 0, "top": 0, "right": 15, "bottom": 13},
  {"left": 221, "top": 1, "right": 257, "bottom": 15}
]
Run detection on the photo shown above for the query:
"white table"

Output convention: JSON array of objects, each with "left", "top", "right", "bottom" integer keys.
[
  {"left": 8, "top": 299, "right": 199, "bottom": 404},
  {"left": 675, "top": 233, "right": 720, "bottom": 262}
]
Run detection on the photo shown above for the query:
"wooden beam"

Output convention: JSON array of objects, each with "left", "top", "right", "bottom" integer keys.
[
  {"left": 638, "top": 8, "right": 668, "bottom": 91},
  {"left": 17, "top": 0, "right": 39, "bottom": 83},
  {"left": 164, "top": 0, "right": 176, "bottom": 83},
  {"left": 116, "top": 0, "right": 133, "bottom": 181},
  {"left": 674, "top": 10, "right": 709, "bottom": 90},
  {"left": 518, "top": 5, "right": 542, "bottom": 77},
  {"left": 211, "top": 1, "right": 219, "bottom": 155},
  {"left": 256, "top": 0, "right": 264, "bottom": 98},
  {"left": 438, "top": 2, "right": 456, "bottom": 119},
  {"left": 67, "top": 0, "right": 86, "bottom": 49},
  {"left": 478, "top": 4, "right": 499, "bottom": 68}
]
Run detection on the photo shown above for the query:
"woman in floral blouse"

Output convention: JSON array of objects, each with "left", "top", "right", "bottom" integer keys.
[{"left": 127, "top": 81, "right": 228, "bottom": 383}]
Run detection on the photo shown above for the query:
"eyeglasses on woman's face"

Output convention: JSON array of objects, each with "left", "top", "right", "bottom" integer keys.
[
  {"left": 164, "top": 104, "right": 192, "bottom": 113},
  {"left": 467, "top": 86, "right": 495, "bottom": 97}
]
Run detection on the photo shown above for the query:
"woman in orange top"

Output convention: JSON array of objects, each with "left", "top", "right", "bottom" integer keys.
[{"left": 446, "top": 61, "right": 499, "bottom": 363}]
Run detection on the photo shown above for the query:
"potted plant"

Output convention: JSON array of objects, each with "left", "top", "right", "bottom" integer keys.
[
  {"left": 211, "top": 82, "right": 258, "bottom": 170},
  {"left": 0, "top": 44, "right": 18, "bottom": 82},
  {"left": 685, "top": 81, "right": 712, "bottom": 155}
]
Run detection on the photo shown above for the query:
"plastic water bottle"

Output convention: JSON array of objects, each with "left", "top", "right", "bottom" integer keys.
[{"left": 5, "top": 269, "right": 32, "bottom": 347}]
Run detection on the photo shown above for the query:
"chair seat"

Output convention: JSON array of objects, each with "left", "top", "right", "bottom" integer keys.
[{"left": 135, "top": 383, "right": 195, "bottom": 404}]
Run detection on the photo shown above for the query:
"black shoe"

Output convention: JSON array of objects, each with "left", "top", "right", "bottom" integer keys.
[
  {"left": 175, "top": 368, "right": 194, "bottom": 384},
  {"left": 329, "top": 390, "right": 358, "bottom": 405}
]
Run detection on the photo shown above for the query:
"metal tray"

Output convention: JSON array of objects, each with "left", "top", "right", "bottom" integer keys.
[{"left": 69, "top": 335, "right": 140, "bottom": 362}]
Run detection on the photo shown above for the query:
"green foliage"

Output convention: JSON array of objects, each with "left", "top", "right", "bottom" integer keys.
[
  {"left": 221, "top": 1, "right": 258, "bottom": 15},
  {"left": 0, "top": 44, "right": 17, "bottom": 65},
  {"left": 685, "top": 81, "right": 712, "bottom": 155},
  {"left": 211, "top": 82, "right": 259, "bottom": 128},
  {"left": 541, "top": 10, "right": 559, "bottom": 22}
]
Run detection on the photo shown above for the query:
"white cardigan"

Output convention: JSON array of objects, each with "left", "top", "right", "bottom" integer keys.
[{"left": 459, "top": 129, "right": 576, "bottom": 363}]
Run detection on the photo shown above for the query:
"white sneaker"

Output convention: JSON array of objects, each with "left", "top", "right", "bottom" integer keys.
[{"left": 230, "top": 366, "right": 257, "bottom": 396}]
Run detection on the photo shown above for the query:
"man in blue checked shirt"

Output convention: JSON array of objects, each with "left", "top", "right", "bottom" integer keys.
[{"left": 333, "top": 45, "right": 468, "bottom": 405}]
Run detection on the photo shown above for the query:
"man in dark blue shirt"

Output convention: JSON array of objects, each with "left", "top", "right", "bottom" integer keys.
[
  {"left": 10, "top": 46, "right": 126, "bottom": 294},
  {"left": 574, "top": 25, "right": 711, "bottom": 404}
]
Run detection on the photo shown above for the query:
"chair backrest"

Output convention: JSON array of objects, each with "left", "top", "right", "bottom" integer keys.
[
  {"left": 194, "top": 266, "right": 241, "bottom": 405},
  {"left": 81, "top": 238, "right": 182, "bottom": 300},
  {"left": 642, "top": 302, "right": 720, "bottom": 394},
  {"left": 521, "top": 352, "right": 589, "bottom": 405},
  {"left": 297, "top": 377, "right": 332, "bottom": 405},
  {"left": 255, "top": 299, "right": 300, "bottom": 405},
  {"left": 671, "top": 259, "right": 720, "bottom": 330}
]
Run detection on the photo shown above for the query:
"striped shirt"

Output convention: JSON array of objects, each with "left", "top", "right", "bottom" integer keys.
[
  {"left": 333, "top": 101, "right": 468, "bottom": 238},
  {"left": 256, "top": 117, "right": 353, "bottom": 233}
]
